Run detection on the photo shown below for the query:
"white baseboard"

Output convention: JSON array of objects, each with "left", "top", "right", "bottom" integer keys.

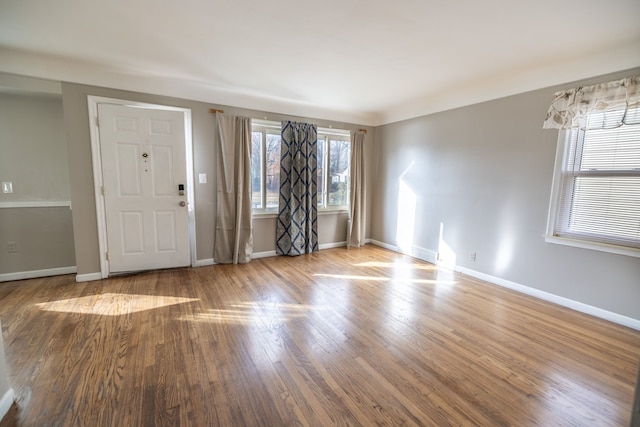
[
  {"left": 194, "top": 258, "right": 214, "bottom": 267},
  {"left": 72, "top": 245, "right": 350, "bottom": 272},
  {"left": 0, "top": 266, "right": 76, "bottom": 282},
  {"left": 370, "top": 239, "right": 640, "bottom": 331},
  {"left": 369, "top": 240, "right": 438, "bottom": 264},
  {"left": 0, "top": 388, "right": 14, "bottom": 422},
  {"left": 455, "top": 266, "right": 640, "bottom": 331},
  {"left": 319, "top": 241, "right": 347, "bottom": 250},
  {"left": 369, "top": 239, "right": 396, "bottom": 251},
  {"left": 75, "top": 272, "right": 103, "bottom": 283},
  {"left": 252, "top": 250, "right": 277, "bottom": 259},
  {"left": 251, "top": 242, "right": 348, "bottom": 260},
  {"left": 410, "top": 245, "right": 438, "bottom": 264}
]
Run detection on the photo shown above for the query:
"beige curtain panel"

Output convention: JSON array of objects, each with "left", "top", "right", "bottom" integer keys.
[
  {"left": 347, "top": 130, "right": 366, "bottom": 248},
  {"left": 214, "top": 113, "right": 253, "bottom": 264}
]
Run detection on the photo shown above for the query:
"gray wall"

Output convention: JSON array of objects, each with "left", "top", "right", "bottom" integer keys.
[
  {"left": 0, "top": 93, "right": 70, "bottom": 202},
  {"left": 61, "top": 83, "right": 374, "bottom": 275},
  {"left": 0, "top": 91, "right": 75, "bottom": 274},
  {"left": 371, "top": 68, "right": 640, "bottom": 320},
  {"left": 0, "top": 208, "right": 75, "bottom": 273}
]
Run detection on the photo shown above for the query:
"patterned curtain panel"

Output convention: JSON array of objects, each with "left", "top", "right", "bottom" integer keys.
[
  {"left": 214, "top": 113, "right": 253, "bottom": 264},
  {"left": 276, "top": 121, "right": 318, "bottom": 256},
  {"left": 347, "top": 130, "right": 366, "bottom": 248},
  {"left": 543, "top": 75, "right": 639, "bottom": 130}
]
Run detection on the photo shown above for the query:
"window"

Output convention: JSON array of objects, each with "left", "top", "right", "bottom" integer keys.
[
  {"left": 250, "top": 121, "right": 351, "bottom": 213},
  {"left": 547, "top": 106, "right": 640, "bottom": 254},
  {"left": 317, "top": 129, "right": 350, "bottom": 209},
  {"left": 251, "top": 122, "right": 281, "bottom": 211}
]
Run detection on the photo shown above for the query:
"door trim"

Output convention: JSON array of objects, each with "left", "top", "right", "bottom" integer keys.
[{"left": 87, "top": 96, "right": 196, "bottom": 278}]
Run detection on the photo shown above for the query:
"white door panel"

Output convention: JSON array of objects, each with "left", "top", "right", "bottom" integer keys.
[
  {"left": 98, "top": 104, "right": 190, "bottom": 273},
  {"left": 154, "top": 211, "right": 177, "bottom": 252},
  {"left": 115, "top": 143, "right": 142, "bottom": 196},
  {"left": 120, "top": 211, "right": 144, "bottom": 254},
  {"left": 151, "top": 145, "right": 174, "bottom": 197}
]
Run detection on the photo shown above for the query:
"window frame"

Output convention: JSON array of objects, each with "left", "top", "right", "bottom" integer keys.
[
  {"left": 250, "top": 122, "right": 352, "bottom": 216},
  {"left": 251, "top": 120, "right": 282, "bottom": 216},
  {"left": 317, "top": 128, "right": 351, "bottom": 212},
  {"left": 545, "top": 127, "right": 640, "bottom": 258}
]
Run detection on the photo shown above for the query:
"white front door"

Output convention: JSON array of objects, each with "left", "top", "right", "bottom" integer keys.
[{"left": 98, "top": 104, "right": 190, "bottom": 273}]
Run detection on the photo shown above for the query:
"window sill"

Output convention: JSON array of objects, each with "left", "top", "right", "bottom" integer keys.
[
  {"left": 318, "top": 209, "right": 348, "bottom": 216},
  {"left": 252, "top": 211, "right": 278, "bottom": 219},
  {"left": 252, "top": 209, "right": 348, "bottom": 220},
  {"left": 544, "top": 235, "right": 640, "bottom": 258}
]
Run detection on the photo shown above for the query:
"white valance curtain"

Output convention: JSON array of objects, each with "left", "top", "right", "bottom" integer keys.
[
  {"left": 214, "top": 112, "right": 253, "bottom": 264},
  {"left": 543, "top": 75, "right": 640, "bottom": 130},
  {"left": 347, "top": 130, "right": 366, "bottom": 248}
]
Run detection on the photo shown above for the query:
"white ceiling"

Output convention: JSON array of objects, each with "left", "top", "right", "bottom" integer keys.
[{"left": 1, "top": 0, "right": 639, "bottom": 126}]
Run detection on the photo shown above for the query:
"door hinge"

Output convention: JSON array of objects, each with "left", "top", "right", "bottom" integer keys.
[
  {"left": 101, "top": 186, "right": 105, "bottom": 196},
  {"left": 105, "top": 252, "right": 109, "bottom": 261},
  {"left": 96, "top": 116, "right": 100, "bottom": 127}
]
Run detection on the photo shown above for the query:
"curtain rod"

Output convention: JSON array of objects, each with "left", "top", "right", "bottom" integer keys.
[{"left": 216, "top": 111, "right": 366, "bottom": 134}]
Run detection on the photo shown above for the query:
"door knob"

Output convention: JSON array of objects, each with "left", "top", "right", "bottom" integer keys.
[{"left": 179, "top": 201, "right": 186, "bottom": 207}]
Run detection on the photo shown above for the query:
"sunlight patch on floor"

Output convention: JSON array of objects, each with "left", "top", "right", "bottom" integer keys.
[
  {"left": 353, "top": 261, "right": 437, "bottom": 270},
  {"left": 314, "top": 273, "right": 457, "bottom": 285},
  {"left": 180, "top": 301, "right": 327, "bottom": 325},
  {"left": 35, "top": 293, "right": 199, "bottom": 316}
]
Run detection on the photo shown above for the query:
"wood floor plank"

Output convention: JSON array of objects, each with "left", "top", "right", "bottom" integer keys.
[{"left": 1, "top": 245, "right": 639, "bottom": 426}]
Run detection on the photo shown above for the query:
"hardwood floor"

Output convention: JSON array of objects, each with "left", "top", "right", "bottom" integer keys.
[{"left": 0, "top": 245, "right": 639, "bottom": 426}]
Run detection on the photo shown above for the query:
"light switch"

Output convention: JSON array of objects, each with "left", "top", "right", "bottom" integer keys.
[
  {"left": 2, "top": 182, "right": 12, "bottom": 194},
  {"left": 198, "top": 173, "right": 207, "bottom": 184}
]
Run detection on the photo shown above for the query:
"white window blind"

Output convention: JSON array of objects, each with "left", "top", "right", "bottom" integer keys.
[{"left": 554, "top": 107, "right": 640, "bottom": 248}]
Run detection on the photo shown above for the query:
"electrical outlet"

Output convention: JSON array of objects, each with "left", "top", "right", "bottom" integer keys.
[
  {"left": 469, "top": 251, "right": 477, "bottom": 262},
  {"left": 2, "top": 182, "right": 13, "bottom": 194},
  {"left": 7, "top": 241, "right": 18, "bottom": 253}
]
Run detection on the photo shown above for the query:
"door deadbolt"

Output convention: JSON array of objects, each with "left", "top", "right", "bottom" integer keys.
[
  {"left": 142, "top": 152, "right": 149, "bottom": 158},
  {"left": 179, "top": 201, "right": 186, "bottom": 207}
]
